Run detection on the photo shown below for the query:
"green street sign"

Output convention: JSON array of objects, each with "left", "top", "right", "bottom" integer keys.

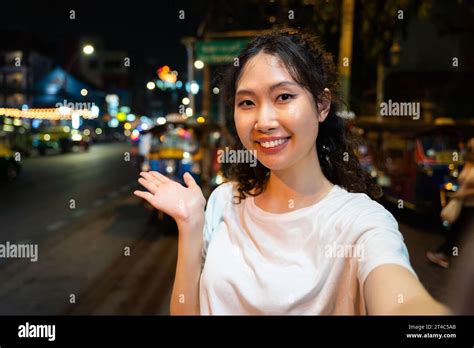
[{"left": 196, "top": 39, "right": 251, "bottom": 65}]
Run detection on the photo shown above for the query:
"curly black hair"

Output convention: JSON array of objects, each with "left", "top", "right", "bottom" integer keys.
[{"left": 221, "top": 28, "right": 382, "bottom": 202}]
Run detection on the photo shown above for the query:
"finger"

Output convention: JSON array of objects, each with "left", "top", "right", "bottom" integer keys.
[
  {"left": 137, "top": 177, "right": 158, "bottom": 194},
  {"left": 183, "top": 172, "right": 197, "bottom": 188},
  {"left": 133, "top": 190, "right": 154, "bottom": 202},
  {"left": 140, "top": 172, "right": 161, "bottom": 186},
  {"left": 149, "top": 171, "right": 169, "bottom": 183}
]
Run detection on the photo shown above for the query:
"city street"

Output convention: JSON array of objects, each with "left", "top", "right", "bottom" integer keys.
[
  {"left": 1, "top": 1, "right": 473, "bottom": 345},
  {"left": 0, "top": 143, "right": 177, "bottom": 314},
  {"left": 0, "top": 143, "right": 138, "bottom": 245},
  {"left": 0, "top": 144, "right": 454, "bottom": 315}
]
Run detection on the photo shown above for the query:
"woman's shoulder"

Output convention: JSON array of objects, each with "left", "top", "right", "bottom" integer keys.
[
  {"left": 207, "top": 181, "right": 236, "bottom": 201},
  {"left": 203, "top": 182, "right": 239, "bottom": 248},
  {"left": 331, "top": 185, "right": 396, "bottom": 224},
  {"left": 205, "top": 181, "right": 239, "bottom": 212}
]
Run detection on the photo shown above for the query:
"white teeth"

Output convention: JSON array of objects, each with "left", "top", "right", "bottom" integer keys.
[{"left": 260, "top": 138, "right": 289, "bottom": 148}]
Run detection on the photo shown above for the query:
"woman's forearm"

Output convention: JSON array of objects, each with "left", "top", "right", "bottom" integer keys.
[
  {"left": 389, "top": 295, "right": 451, "bottom": 315},
  {"left": 170, "top": 215, "right": 205, "bottom": 315}
]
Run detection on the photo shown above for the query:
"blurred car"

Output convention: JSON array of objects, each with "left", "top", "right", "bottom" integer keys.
[
  {"left": 32, "top": 126, "right": 90, "bottom": 155},
  {"left": 71, "top": 129, "right": 91, "bottom": 151},
  {"left": 0, "top": 116, "right": 33, "bottom": 157},
  {"left": 0, "top": 142, "right": 21, "bottom": 181}
]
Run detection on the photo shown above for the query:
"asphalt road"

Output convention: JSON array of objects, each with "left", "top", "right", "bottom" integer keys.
[
  {"left": 0, "top": 143, "right": 178, "bottom": 315},
  {"left": 0, "top": 142, "right": 139, "bottom": 244}
]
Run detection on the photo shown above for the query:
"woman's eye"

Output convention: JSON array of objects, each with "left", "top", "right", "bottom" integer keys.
[
  {"left": 277, "top": 93, "right": 295, "bottom": 102},
  {"left": 238, "top": 100, "right": 254, "bottom": 107}
]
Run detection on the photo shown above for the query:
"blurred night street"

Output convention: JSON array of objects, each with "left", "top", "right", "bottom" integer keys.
[
  {"left": 0, "top": 0, "right": 473, "bottom": 322},
  {"left": 0, "top": 143, "right": 178, "bottom": 314},
  {"left": 0, "top": 142, "right": 454, "bottom": 314}
]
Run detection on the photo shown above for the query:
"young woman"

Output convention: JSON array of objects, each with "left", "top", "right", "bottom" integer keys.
[{"left": 134, "top": 29, "right": 449, "bottom": 315}]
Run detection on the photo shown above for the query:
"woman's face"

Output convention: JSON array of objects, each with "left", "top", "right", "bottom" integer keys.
[{"left": 234, "top": 52, "right": 330, "bottom": 171}]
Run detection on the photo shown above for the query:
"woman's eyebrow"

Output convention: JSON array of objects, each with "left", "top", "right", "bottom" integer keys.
[
  {"left": 269, "top": 81, "right": 299, "bottom": 92},
  {"left": 236, "top": 81, "right": 299, "bottom": 96},
  {"left": 235, "top": 89, "right": 256, "bottom": 97}
]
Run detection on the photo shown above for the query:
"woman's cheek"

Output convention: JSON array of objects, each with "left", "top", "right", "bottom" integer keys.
[
  {"left": 287, "top": 104, "right": 297, "bottom": 116},
  {"left": 234, "top": 116, "right": 254, "bottom": 150},
  {"left": 290, "top": 112, "right": 319, "bottom": 149}
]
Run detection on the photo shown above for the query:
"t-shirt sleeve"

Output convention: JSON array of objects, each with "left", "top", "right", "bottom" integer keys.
[
  {"left": 355, "top": 202, "right": 418, "bottom": 286},
  {"left": 201, "top": 183, "right": 230, "bottom": 269}
]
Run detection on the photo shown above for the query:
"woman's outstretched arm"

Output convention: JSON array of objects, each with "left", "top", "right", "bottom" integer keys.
[
  {"left": 170, "top": 216, "right": 205, "bottom": 315},
  {"left": 134, "top": 171, "right": 206, "bottom": 315},
  {"left": 364, "top": 264, "right": 451, "bottom": 315}
]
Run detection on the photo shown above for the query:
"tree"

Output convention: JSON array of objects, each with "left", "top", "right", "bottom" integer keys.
[{"left": 357, "top": 0, "right": 432, "bottom": 117}]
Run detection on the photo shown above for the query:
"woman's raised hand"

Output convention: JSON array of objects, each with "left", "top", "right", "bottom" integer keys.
[{"left": 134, "top": 171, "right": 206, "bottom": 225}]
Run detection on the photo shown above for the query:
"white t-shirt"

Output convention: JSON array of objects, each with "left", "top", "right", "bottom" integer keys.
[{"left": 199, "top": 182, "right": 417, "bottom": 315}]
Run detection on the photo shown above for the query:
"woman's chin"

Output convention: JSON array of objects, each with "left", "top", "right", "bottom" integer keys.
[{"left": 257, "top": 156, "right": 293, "bottom": 171}]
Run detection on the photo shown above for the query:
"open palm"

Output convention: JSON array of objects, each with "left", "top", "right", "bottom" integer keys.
[{"left": 134, "top": 171, "right": 206, "bottom": 223}]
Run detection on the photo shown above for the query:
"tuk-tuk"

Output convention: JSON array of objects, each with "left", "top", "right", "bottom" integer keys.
[
  {"left": 353, "top": 118, "right": 474, "bottom": 217},
  {"left": 142, "top": 115, "right": 203, "bottom": 185}
]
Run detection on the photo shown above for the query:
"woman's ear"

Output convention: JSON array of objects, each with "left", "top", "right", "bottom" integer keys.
[{"left": 317, "top": 88, "right": 331, "bottom": 122}]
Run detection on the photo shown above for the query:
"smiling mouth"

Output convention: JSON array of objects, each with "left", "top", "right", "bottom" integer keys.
[{"left": 255, "top": 137, "right": 291, "bottom": 149}]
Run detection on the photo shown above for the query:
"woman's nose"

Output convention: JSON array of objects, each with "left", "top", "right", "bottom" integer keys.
[{"left": 254, "top": 103, "right": 279, "bottom": 132}]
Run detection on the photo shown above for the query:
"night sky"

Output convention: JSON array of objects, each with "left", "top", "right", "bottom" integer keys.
[
  {"left": 2, "top": 0, "right": 474, "bottom": 118},
  {"left": 0, "top": 0, "right": 209, "bottom": 73}
]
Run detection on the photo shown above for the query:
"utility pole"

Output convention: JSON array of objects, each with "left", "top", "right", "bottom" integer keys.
[
  {"left": 338, "top": 0, "right": 355, "bottom": 111},
  {"left": 182, "top": 37, "right": 196, "bottom": 114},
  {"left": 202, "top": 34, "right": 211, "bottom": 117}
]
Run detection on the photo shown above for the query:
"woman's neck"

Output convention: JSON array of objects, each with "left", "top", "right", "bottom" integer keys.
[{"left": 254, "top": 148, "right": 334, "bottom": 213}]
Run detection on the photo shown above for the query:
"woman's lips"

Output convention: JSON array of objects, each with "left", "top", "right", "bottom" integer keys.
[{"left": 255, "top": 137, "right": 291, "bottom": 154}]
